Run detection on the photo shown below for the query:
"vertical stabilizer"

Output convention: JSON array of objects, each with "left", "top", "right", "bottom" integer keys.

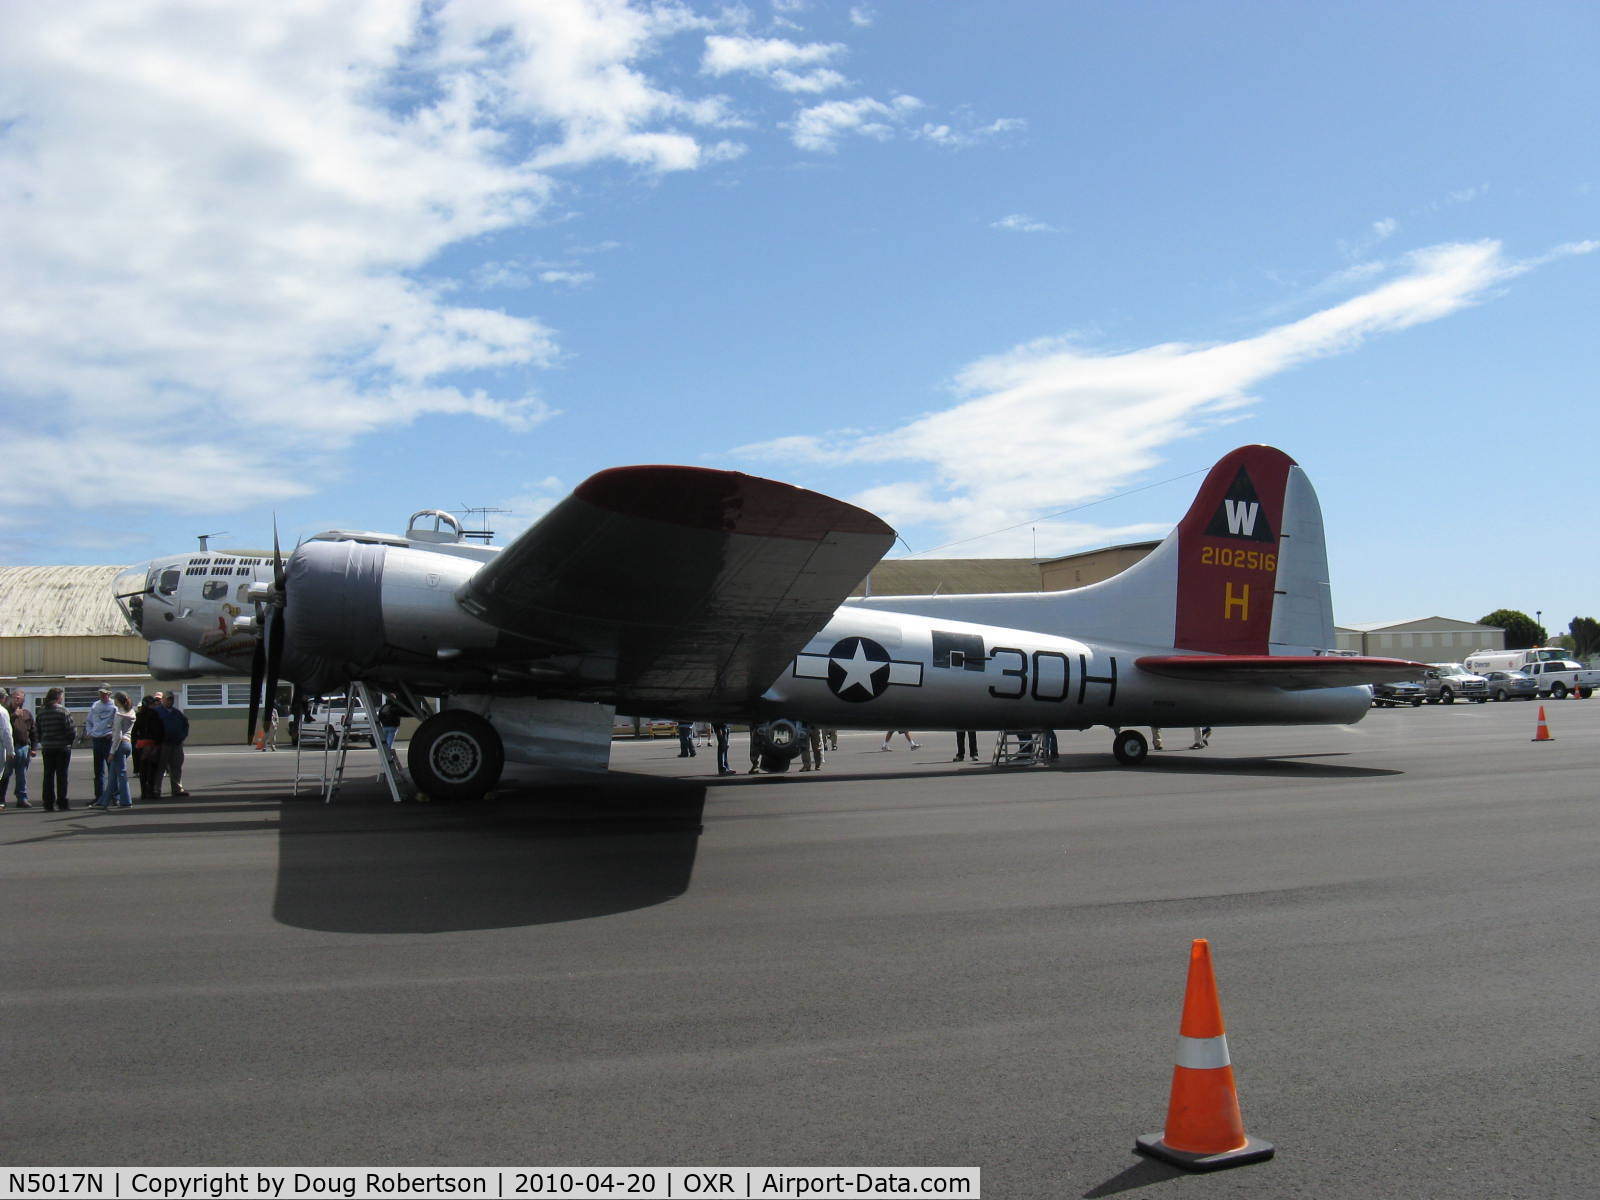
[{"left": 1172, "top": 446, "right": 1293, "bottom": 654}]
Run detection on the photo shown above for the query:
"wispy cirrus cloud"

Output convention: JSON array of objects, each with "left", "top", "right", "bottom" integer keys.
[{"left": 735, "top": 240, "right": 1596, "bottom": 555}]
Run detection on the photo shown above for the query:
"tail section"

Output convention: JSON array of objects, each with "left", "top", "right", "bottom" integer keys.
[
  {"left": 1170, "top": 445, "right": 1331, "bottom": 654},
  {"left": 851, "top": 444, "right": 1338, "bottom": 656}
]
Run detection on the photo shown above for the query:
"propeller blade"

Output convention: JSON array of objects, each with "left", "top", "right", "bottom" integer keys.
[
  {"left": 272, "top": 516, "right": 285, "bottom": 590},
  {"left": 246, "top": 632, "right": 266, "bottom": 745},
  {"left": 263, "top": 603, "right": 286, "bottom": 732}
]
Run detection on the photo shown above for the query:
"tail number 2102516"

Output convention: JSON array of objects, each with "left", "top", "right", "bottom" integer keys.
[{"left": 1200, "top": 546, "right": 1276, "bottom": 571}]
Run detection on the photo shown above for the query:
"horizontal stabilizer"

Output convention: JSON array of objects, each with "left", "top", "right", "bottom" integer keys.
[{"left": 1135, "top": 654, "right": 1426, "bottom": 690}]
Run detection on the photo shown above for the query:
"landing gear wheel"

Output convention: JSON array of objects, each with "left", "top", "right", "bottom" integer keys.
[
  {"left": 408, "top": 710, "right": 505, "bottom": 801},
  {"left": 759, "top": 752, "right": 792, "bottom": 773},
  {"left": 1112, "top": 728, "right": 1149, "bottom": 765}
]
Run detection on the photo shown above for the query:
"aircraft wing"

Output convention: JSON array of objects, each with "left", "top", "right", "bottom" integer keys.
[
  {"left": 1135, "top": 654, "right": 1426, "bottom": 690},
  {"left": 457, "top": 465, "right": 895, "bottom": 711}
]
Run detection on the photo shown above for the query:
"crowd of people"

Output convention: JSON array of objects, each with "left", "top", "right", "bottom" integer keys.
[{"left": 0, "top": 684, "right": 191, "bottom": 812}]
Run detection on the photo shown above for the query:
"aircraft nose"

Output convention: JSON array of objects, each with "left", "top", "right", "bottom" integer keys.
[{"left": 112, "top": 563, "right": 152, "bottom": 635}]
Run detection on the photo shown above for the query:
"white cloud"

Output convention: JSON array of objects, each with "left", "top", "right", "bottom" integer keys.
[
  {"left": 539, "top": 270, "right": 597, "bottom": 288},
  {"left": 917, "top": 115, "right": 1026, "bottom": 148},
  {"left": 992, "top": 213, "right": 1059, "bottom": 234},
  {"left": 701, "top": 34, "right": 848, "bottom": 94},
  {"left": 789, "top": 94, "right": 923, "bottom": 151},
  {"left": 0, "top": 1, "right": 737, "bottom": 516},
  {"left": 849, "top": 7, "right": 876, "bottom": 28},
  {"left": 736, "top": 240, "right": 1595, "bottom": 555}
]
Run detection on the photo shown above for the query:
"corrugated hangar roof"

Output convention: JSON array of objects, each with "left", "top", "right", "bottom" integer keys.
[
  {"left": 0, "top": 566, "right": 132, "bottom": 637},
  {"left": 853, "top": 558, "right": 1041, "bottom": 597}
]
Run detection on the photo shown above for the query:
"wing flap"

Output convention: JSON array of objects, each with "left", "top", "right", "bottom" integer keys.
[
  {"left": 458, "top": 466, "right": 894, "bottom": 710},
  {"left": 1136, "top": 654, "right": 1425, "bottom": 690}
]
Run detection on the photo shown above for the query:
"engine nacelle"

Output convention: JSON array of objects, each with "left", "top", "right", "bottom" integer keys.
[{"left": 283, "top": 541, "right": 499, "bottom": 688}]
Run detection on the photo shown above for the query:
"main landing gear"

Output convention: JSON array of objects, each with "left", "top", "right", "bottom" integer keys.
[
  {"left": 1111, "top": 728, "right": 1150, "bottom": 766},
  {"left": 408, "top": 709, "right": 505, "bottom": 801}
]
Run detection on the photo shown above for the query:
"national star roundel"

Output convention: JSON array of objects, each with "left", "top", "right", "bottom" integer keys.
[{"left": 826, "top": 636, "right": 893, "bottom": 702}]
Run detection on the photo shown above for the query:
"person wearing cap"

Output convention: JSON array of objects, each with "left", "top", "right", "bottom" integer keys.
[{"left": 86, "top": 685, "right": 118, "bottom": 801}]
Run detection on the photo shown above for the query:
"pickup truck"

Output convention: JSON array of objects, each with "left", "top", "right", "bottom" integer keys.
[
  {"left": 1420, "top": 663, "right": 1489, "bottom": 704},
  {"left": 1520, "top": 660, "right": 1600, "bottom": 699}
]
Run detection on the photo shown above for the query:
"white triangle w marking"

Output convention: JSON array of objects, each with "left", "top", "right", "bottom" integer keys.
[{"left": 1224, "top": 499, "right": 1259, "bottom": 537}]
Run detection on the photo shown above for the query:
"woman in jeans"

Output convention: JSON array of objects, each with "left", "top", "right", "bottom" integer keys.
[{"left": 95, "top": 692, "right": 137, "bottom": 808}]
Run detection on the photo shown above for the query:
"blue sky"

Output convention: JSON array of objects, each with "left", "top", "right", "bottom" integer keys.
[{"left": 2, "top": 0, "right": 1595, "bottom": 635}]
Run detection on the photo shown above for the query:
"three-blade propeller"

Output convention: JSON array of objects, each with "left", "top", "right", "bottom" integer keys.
[{"left": 246, "top": 519, "right": 290, "bottom": 745}]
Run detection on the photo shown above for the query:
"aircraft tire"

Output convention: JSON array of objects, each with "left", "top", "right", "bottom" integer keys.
[
  {"left": 1111, "top": 729, "right": 1149, "bottom": 766},
  {"left": 408, "top": 710, "right": 505, "bottom": 801},
  {"left": 759, "top": 751, "right": 792, "bottom": 774}
]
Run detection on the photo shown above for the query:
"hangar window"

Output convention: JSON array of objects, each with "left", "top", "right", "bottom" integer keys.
[
  {"left": 184, "top": 684, "right": 225, "bottom": 707},
  {"left": 63, "top": 685, "right": 104, "bottom": 708}
]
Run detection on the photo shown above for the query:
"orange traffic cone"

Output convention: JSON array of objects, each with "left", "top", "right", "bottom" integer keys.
[
  {"left": 1135, "top": 939, "right": 1274, "bottom": 1173},
  {"left": 1532, "top": 707, "right": 1555, "bottom": 742}
]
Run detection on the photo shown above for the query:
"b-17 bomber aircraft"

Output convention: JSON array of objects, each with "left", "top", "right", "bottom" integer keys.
[{"left": 112, "top": 445, "right": 1424, "bottom": 798}]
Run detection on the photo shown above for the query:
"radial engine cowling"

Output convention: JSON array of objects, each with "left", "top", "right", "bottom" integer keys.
[{"left": 282, "top": 540, "right": 498, "bottom": 688}]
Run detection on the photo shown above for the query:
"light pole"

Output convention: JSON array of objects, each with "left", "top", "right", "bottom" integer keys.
[{"left": 1536, "top": 610, "right": 1543, "bottom": 644}]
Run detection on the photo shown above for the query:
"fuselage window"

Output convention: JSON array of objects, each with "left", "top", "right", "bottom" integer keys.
[{"left": 202, "top": 580, "right": 229, "bottom": 600}]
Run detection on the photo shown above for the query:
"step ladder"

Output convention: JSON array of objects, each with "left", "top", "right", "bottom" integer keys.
[
  {"left": 993, "top": 729, "right": 1046, "bottom": 766},
  {"left": 292, "top": 681, "right": 409, "bottom": 803}
]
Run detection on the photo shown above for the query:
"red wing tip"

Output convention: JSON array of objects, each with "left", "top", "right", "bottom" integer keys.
[{"left": 575, "top": 465, "right": 893, "bottom": 540}]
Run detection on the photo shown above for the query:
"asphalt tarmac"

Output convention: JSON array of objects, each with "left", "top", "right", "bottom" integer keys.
[{"left": 4, "top": 699, "right": 1597, "bottom": 1198}]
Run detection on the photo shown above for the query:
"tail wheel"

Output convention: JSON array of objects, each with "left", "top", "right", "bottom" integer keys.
[
  {"left": 408, "top": 710, "right": 505, "bottom": 801},
  {"left": 1112, "top": 729, "right": 1149, "bottom": 765}
]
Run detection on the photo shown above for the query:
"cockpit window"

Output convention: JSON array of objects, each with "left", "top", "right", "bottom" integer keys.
[{"left": 158, "top": 568, "right": 180, "bottom": 596}]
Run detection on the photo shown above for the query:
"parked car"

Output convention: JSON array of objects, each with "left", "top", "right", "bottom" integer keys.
[
  {"left": 1480, "top": 670, "right": 1538, "bottom": 702},
  {"left": 298, "top": 695, "right": 377, "bottom": 748},
  {"left": 1372, "top": 680, "right": 1425, "bottom": 707},
  {"left": 1420, "top": 663, "right": 1490, "bottom": 704}
]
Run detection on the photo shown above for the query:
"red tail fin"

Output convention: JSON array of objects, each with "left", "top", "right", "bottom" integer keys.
[{"left": 1173, "top": 446, "right": 1295, "bottom": 655}]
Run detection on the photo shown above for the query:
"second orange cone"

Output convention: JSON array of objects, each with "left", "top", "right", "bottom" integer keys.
[{"left": 1135, "top": 939, "right": 1274, "bottom": 1172}]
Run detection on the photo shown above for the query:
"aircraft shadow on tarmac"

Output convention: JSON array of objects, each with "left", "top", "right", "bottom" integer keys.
[{"left": 271, "top": 771, "right": 706, "bottom": 935}]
